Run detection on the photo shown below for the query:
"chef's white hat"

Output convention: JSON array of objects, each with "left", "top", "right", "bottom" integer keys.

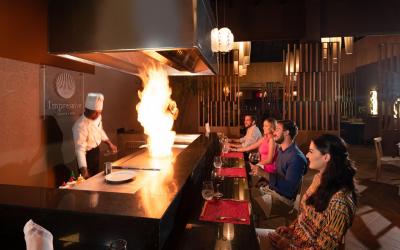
[{"left": 85, "top": 93, "right": 104, "bottom": 110}]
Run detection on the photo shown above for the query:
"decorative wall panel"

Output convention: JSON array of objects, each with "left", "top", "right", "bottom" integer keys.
[
  {"left": 198, "top": 53, "right": 240, "bottom": 128},
  {"left": 283, "top": 42, "right": 340, "bottom": 132},
  {"left": 378, "top": 43, "right": 400, "bottom": 131}
]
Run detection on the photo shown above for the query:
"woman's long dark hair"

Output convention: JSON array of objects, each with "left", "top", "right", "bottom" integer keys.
[{"left": 306, "top": 134, "right": 357, "bottom": 212}]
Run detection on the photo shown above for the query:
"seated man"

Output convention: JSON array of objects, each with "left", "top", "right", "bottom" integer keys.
[
  {"left": 228, "top": 115, "right": 262, "bottom": 153},
  {"left": 253, "top": 120, "right": 307, "bottom": 218}
]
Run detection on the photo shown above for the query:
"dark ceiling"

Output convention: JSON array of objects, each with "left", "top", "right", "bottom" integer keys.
[
  {"left": 209, "top": 0, "right": 400, "bottom": 62},
  {"left": 250, "top": 40, "right": 295, "bottom": 62}
]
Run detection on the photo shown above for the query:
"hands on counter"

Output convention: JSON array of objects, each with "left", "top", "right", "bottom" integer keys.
[
  {"left": 105, "top": 140, "right": 118, "bottom": 154},
  {"left": 80, "top": 167, "right": 90, "bottom": 179}
]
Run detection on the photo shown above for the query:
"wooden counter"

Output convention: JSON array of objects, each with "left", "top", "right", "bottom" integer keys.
[
  {"left": 0, "top": 134, "right": 217, "bottom": 249},
  {"left": 164, "top": 154, "right": 260, "bottom": 250}
]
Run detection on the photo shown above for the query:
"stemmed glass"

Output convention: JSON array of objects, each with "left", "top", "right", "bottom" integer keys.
[
  {"left": 221, "top": 143, "right": 229, "bottom": 154},
  {"left": 212, "top": 156, "right": 224, "bottom": 198},
  {"left": 249, "top": 152, "right": 261, "bottom": 176},
  {"left": 214, "top": 156, "right": 222, "bottom": 169},
  {"left": 249, "top": 152, "right": 261, "bottom": 165},
  {"left": 202, "top": 181, "right": 214, "bottom": 200}
]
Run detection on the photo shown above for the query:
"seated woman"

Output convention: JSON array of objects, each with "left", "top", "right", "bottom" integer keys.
[
  {"left": 261, "top": 134, "right": 357, "bottom": 249},
  {"left": 232, "top": 118, "right": 278, "bottom": 180}
]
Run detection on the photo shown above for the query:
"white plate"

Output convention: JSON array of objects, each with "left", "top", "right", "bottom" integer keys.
[{"left": 105, "top": 170, "right": 137, "bottom": 183}]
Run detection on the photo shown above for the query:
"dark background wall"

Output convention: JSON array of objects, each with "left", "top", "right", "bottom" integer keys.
[
  {"left": 216, "top": 0, "right": 400, "bottom": 41},
  {"left": 0, "top": 0, "right": 94, "bottom": 73}
]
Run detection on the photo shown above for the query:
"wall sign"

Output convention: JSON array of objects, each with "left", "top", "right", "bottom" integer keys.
[{"left": 42, "top": 65, "right": 84, "bottom": 117}]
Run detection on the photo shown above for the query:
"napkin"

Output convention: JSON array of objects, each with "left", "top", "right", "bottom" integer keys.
[
  {"left": 256, "top": 228, "right": 275, "bottom": 249},
  {"left": 199, "top": 199, "right": 250, "bottom": 225},
  {"left": 222, "top": 152, "right": 244, "bottom": 159},
  {"left": 24, "top": 219, "right": 53, "bottom": 250},
  {"left": 218, "top": 167, "right": 246, "bottom": 178}
]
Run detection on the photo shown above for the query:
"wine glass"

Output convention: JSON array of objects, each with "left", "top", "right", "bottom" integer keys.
[
  {"left": 249, "top": 152, "right": 261, "bottom": 176},
  {"left": 202, "top": 181, "right": 214, "bottom": 200},
  {"left": 221, "top": 143, "right": 229, "bottom": 154},
  {"left": 249, "top": 152, "right": 260, "bottom": 165},
  {"left": 108, "top": 239, "right": 127, "bottom": 250},
  {"left": 214, "top": 156, "right": 222, "bottom": 169}
]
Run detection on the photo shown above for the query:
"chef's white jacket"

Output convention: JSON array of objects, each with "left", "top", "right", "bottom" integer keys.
[{"left": 72, "top": 115, "right": 109, "bottom": 169}]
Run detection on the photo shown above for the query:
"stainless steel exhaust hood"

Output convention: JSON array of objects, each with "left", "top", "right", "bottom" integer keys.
[{"left": 48, "top": 0, "right": 217, "bottom": 76}]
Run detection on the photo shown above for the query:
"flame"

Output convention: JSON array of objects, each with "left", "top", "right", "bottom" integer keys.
[{"left": 136, "top": 64, "right": 178, "bottom": 158}]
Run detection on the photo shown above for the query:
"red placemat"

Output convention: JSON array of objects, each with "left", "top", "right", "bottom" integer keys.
[
  {"left": 218, "top": 167, "right": 246, "bottom": 178},
  {"left": 222, "top": 152, "right": 244, "bottom": 159},
  {"left": 199, "top": 199, "right": 250, "bottom": 225}
]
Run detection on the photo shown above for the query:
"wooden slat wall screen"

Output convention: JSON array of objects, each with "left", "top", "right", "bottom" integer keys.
[
  {"left": 378, "top": 43, "right": 400, "bottom": 131},
  {"left": 340, "top": 73, "right": 356, "bottom": 118},
  {"left": 260, "top": 82, "right": 283, "bottom": 119},
  {"left": 198, "top": 53, "right": 241, "bottom": 127},
  {"left": 283, "top": 42, "right": 340, "bottom": 131}
]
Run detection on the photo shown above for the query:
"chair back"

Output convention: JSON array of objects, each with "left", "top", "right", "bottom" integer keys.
[{"left": 373, "top": 137, "right": 383, "bottom": 162}]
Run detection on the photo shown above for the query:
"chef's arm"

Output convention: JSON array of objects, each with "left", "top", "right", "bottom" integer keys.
[
  {"left": 101, "top": 129, "right": 117, "bottom": 153},
  {"left": 103, "top": 140, "right": 117, "bottom": 153},
  {"left": 75, "top": 146, "right": 89, "bottom": 178},
  {"left": 73, "top": 125, "right": 90, "bottom": 178}
]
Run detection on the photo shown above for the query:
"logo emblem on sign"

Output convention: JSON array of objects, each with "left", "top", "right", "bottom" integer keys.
[{"left": 55, "top": 72, "right": 76, "bottom": 99}]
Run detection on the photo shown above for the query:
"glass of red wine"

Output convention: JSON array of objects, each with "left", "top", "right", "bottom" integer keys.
[
  {"left": 248, "top": 152, "right": 261, "bottom": 176},
  {"left": 249, "top": 152, "right": 260, "bottom": 165}
]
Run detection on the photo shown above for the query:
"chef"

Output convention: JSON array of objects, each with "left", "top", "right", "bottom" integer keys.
[{"left": 72, "top": 93, "right": 117, "bottom": 178}]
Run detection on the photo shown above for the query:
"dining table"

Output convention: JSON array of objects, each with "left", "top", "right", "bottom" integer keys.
[{"left": 165, "top": 151, "right": 261, "bottom": 250}]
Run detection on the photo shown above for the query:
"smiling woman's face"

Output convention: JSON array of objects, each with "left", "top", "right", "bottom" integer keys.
[
  {"left": 306, "top": 141, "right": 329, "bottom": 172},
  {"left": 263, "top": 120, "right": 274, "bottom": 135}
]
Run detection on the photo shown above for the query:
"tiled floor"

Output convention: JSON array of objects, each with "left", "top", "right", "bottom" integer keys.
[
  {"left": 258, "top": 144, "right": 400, "bottom": 250},
  {"left": 345, "top": 145, "right": 400, "bottom": 250}
]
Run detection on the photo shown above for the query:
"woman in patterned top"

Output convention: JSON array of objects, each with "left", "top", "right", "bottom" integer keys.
[{"left": 266, "top": 134, "right": 357, "bottom": 249}]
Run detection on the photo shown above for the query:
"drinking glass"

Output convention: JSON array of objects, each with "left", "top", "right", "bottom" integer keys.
[
  {"left": 221, "top": 143, "right": 229, "bottom": 154},
  {"left": 108, "top": 239, "right": 127, "bottom": 250},
  {"left": 202, "top": 181, "right": 214, "bottom": 200},
  {"left": 104, "top": 162, "right": 112, "bottom": 175},
  {"left": 211, "top": 169, "right": 224, "bottom": 198},
  {"left": 249, "top": 152, "right": 261, "bottom": 165},
  {"left": 213, "top": 156, "right": 222, "bottom": 169},
  {"left": 249, "top": 152, "right": 261, "bottom": 176}
]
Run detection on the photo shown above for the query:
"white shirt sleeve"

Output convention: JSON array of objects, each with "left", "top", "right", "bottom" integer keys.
[
  {"left": 242, "top": 125, "right": 262, "bottom": 147},
  {"left": 72, "top": 122, "right": 88, "bottom": 169},
  {"left": 100, "top": 122, "right": 109, "bottom": 142}
]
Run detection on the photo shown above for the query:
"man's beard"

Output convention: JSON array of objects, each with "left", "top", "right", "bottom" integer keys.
[{"left": 274, "top": 134, "right": 284, "bottom": 144}]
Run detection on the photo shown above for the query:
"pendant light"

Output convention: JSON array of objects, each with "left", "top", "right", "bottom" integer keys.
[{"left": 210, "top": 0, "right": 234, "bottom": 53}]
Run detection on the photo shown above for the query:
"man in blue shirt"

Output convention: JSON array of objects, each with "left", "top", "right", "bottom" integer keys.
[{"left": 253, "top": 120, "right": 307, "bottom": 217}]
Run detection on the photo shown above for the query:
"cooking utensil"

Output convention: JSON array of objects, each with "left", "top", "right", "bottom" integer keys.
[
  {"left": 217, "top": 216, "right": 247, "bottom": 222},
  {"left": 112, "top": 166, "right": 160, "bottom": 171}
]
